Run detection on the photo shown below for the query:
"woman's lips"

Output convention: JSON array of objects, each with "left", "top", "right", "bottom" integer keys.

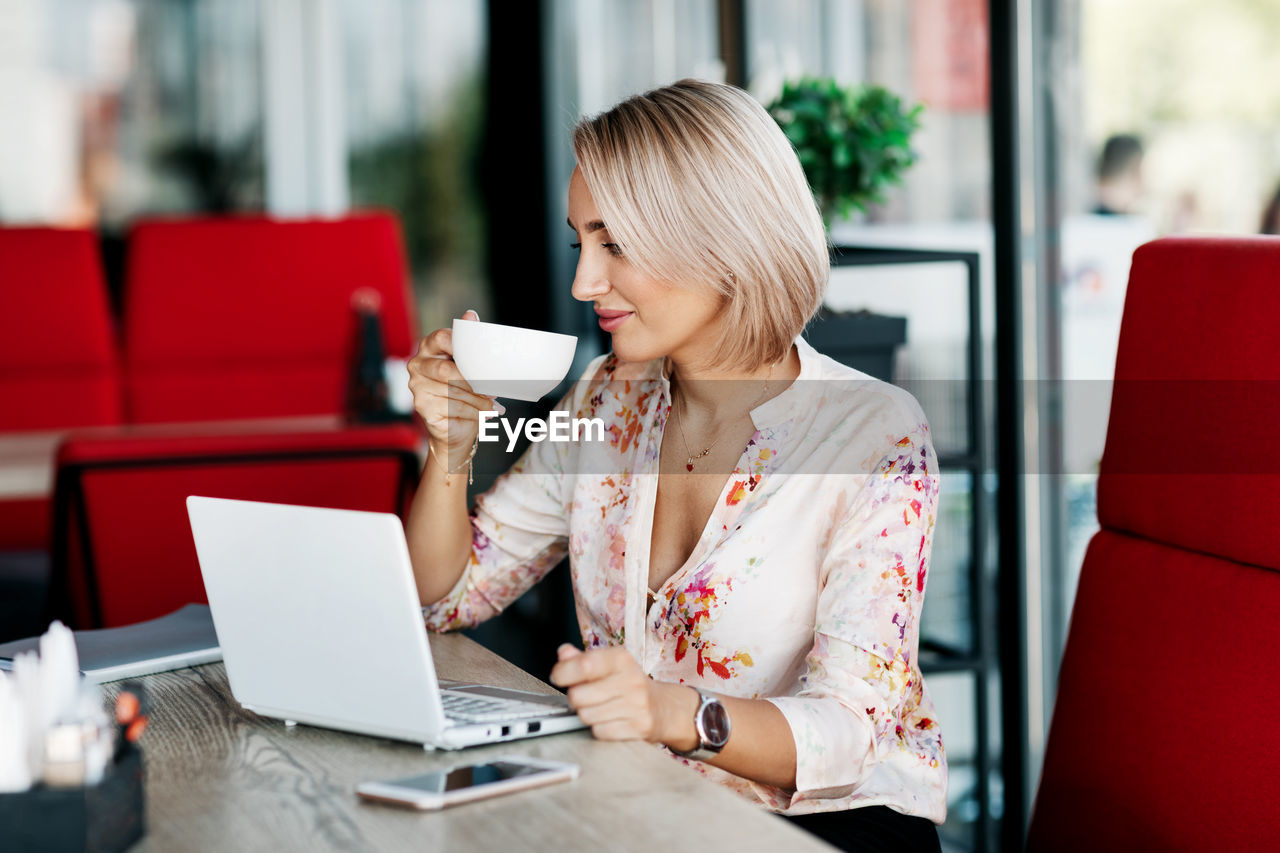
[{"left": 595, "top": 310, "right": 633, "bottom": 333}]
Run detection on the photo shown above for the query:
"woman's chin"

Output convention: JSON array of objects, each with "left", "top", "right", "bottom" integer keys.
[{"left": 609, "top": 334, "right": 664, "bottom": 364}]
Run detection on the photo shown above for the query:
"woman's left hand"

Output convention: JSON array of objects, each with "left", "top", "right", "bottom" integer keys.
[{"left": 549, "top": 644, "right": 693, "bottom": 746}]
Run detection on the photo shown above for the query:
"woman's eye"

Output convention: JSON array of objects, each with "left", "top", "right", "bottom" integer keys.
[
  {"left": 570, "top": 242, "right": 582, "bottom": 250},
  {"left": 601, "top": 243, "right": 624, "bottom": 257}
]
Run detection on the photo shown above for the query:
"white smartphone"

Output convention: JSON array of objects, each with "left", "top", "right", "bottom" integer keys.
[{"left": 356, "top": 757, "right": 579, "bottom": 810}]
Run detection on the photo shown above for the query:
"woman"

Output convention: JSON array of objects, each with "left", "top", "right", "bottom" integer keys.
[{"left": 405, "top": 79, "right": 945, "bottom": 852}]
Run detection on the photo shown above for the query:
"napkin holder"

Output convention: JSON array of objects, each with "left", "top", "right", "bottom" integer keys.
[{"left": 0, "top": 744, "right": 145, "bottom": 853}]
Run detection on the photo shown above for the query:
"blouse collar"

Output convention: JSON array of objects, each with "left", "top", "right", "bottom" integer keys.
[{"left": 641, "top": 336, "right": 824, "bottom": 431}]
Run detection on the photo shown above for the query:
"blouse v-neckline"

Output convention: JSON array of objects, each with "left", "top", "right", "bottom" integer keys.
[
  {"left": 624, "top": 339, "right": 822, "bottom": 660},
  {"left": 627, "top": 391, "right": 759, "bottom": 661},
  {"left": 645, "top": 398, "right": 760, "bottom": 594}
]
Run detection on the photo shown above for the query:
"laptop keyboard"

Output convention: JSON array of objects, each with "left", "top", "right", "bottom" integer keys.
[{"left": 440, "top": 690, "right": 563, "bottom": 724}]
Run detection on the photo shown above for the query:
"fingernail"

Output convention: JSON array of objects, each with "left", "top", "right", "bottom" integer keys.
[{"left": 495, "top": 402, "right": 506, "bottom": 416}]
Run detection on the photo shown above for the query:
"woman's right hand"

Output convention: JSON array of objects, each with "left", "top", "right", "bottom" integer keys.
[{"left": 407, "top": 309, "right": 499, "bottom": 472}]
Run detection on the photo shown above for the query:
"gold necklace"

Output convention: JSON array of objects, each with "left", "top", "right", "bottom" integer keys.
[{"left": 671, "top": 364, "right": 773, "bottom": 472}]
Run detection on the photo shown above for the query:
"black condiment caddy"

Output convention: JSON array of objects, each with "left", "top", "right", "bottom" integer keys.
[{"left": 0, "top": 744, "right": 145, "bottom": 853}]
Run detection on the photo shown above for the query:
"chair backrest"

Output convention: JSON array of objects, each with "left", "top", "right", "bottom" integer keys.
[
  {"left": 123, "top": 212, "right": 417, "bottom": 424},
  {"left": 48, "top": 422, "right": 422, "bottom": 629},
  {"left": 1028, "top": 236, "right": 1280, "bottom": 850},
  {"left": 0, "top": 227, "right": 122, "bottom": 432}
]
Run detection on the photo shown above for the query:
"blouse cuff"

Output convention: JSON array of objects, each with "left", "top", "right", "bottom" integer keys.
[{"left": 763, "top": 695, "right": 878, "bottom": 808}]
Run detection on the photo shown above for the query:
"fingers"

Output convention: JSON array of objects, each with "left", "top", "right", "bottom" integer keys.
[
  {"left": 418, "top": 327, "right": 455, "bottom": 358},
  {"left": 416, "top": 310, "right": 479, "bottom": 358},
  {"left": 407, "top": 344, "right": 466, "bottom": 388},
  {"left": 407, "top": 345, "right": 498, "bottom": 445},
  {"left": 565, "top": 674, "right": 626, "bottom": 710},
  {"left": 408, "top": 372, "right": 496, "bottom": 418},
  {"left": 408, "top": 351, "right": 492, "bottom": 413},
  {"left": 549, "top": 647, "right": 655, "bottom": 741},
  {"left": 573, "top": 691, "right": 656, "bottom": 740},
  {"left": 551, "top": 649, "right": 639, "bottom": 706},
  {"left": 550, "top": 645, "right": 624, "bottom": 687}
]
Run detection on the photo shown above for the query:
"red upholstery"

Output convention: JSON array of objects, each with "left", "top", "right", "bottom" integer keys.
[
  {"left": 0, "top": 498, "right": 53, "bottom": 551},
  {"left": 1098, "top": 236, "right": 1280, "bottom": 570},
  {"left": 0, "top": 228, "right": 122, "bottom": 432},
  {"left": 1028, "top": 237, "right": 1280, "bottom": 851},
  {"left": 123, "top": 212, "right": 416, "bottom": 424},
  {"left": 0, "top": 227, "right": 123, "bottom": 550},
  {"left": 48, "top": 421, "right": 422, "bottom": 628}
]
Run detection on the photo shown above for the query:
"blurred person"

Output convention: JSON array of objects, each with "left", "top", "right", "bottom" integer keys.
[
  {"left": 405, "top": 80, "right": 945, "bottom": 852},
  {"left": 1092, "top": 133, "right": 1145, "bottom": 216},
  {"left": 1261, "top": 183, "right": 1280, "bottom": 235}
]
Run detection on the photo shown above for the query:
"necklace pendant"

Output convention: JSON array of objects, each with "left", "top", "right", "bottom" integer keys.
[{"left": 686, "top": 459, "right": 695, "bottom": 472}]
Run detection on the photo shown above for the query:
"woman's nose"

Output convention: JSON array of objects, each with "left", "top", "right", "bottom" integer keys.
[{"left": 571, "top": 258, "right": 610, "bottom": 302}]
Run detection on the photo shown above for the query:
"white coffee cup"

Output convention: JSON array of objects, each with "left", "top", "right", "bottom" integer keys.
[{"left": 451, "top": 318, "right": 578, "bottom": 402}]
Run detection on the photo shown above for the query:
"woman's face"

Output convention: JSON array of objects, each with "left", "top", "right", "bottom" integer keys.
[{"left": 568, "top": 167, "right": 724, "bottom": 367}]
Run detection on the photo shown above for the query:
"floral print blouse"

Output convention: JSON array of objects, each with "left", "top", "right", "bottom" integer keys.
[{"left": 423, "top": 337, "right": 947, "bottom": 822}]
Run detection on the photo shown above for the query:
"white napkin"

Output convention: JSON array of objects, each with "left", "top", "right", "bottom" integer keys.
[
  {"left": 384, "top": 357, "right": 415, "bottom": 414},
  {"left": 38, "top": 621, "right": 80, "bottom": 725},
  {"left": 0, "top": 621, "right": 88, "bottom": 791},
  {"left": 9, "top": 650, "right": 44, "bottom": 785}
]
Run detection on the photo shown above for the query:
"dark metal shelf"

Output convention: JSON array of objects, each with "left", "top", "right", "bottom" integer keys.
[
  {"left": 938, "top": 453, "right": 982, "bottom": 471},
  {"left": 920, "top": 639, "right": 983, "bottom": 674},
  {"left": 919, "top": 654, "right": 984, "bottom": 676}
]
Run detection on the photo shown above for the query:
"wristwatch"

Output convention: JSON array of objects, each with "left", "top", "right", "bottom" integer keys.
[{"left": 672, "top": 688, "right": 731, "bottom": 761}]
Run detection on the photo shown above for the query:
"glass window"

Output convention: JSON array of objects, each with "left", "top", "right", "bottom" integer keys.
[
  {"left": 338, "top": 0, "right": 489, "bottom": 335},
  {"left": 1037, "top": 0, "right": 1280, "bottom": 730},
  {"left": 0, "top": 0, "right": 265, "bottom": 229}
]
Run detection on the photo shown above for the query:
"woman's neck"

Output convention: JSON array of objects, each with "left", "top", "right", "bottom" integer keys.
[{"left": 668, "top": 345, "right": 801, "bottom": 420}]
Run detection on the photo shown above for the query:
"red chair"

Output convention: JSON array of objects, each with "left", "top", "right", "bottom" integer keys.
[
  {"left": 1028, "top": 236, "right": 1280, "bottom": 850},
  {"left": 48, "top": 420, "right": 422, "bottom": 629},
  {"left": 0, "top": 227, "right": 123, "bottom": 551},
  {"left": 122, "top": 211, "right": 417, "bottom": 424}
]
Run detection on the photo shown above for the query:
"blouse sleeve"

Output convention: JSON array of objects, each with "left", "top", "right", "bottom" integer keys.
[
  {"left": 421, "top": 403, "right": 572, "bottom": 632},
  {"left": 764, "top": 418, "right": 942, "bottom": 808}
]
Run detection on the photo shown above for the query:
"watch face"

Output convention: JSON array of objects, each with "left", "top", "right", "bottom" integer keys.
[{"left": 701, "top": 701, "right": 731, "bottom": 746}]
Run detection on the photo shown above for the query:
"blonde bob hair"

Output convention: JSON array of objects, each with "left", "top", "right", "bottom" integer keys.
[{"left": 572, "top": 79, "right": 829, "bottom": 372}]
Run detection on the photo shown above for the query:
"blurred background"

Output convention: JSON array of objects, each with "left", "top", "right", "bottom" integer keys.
[{"left": 2, "top": 1, "right": 1278, "bottom": 850}]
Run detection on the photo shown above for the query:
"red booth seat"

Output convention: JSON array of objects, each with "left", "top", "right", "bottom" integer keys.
[
  {"left": 49, "top": 419, "right": 422, "bottom": 629},
  {"left": 0, "top": 227, "right": 123, "bottom": 550},
  {"left": 123, "top": 211, "right": 417, "bottom": 424},
  {"left": 1028, "top": 236, "right": 1280, "bottom": 851}
]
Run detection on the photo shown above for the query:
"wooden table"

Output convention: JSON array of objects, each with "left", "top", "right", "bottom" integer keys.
[
  {"left": 106, "top": 632, "right": 829, "bottom": 852},
  {"left": 0, "top": 430, "right": 64, "bottom": 500}
]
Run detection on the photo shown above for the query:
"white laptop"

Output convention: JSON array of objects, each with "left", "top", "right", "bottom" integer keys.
[{"left": 186, "top": 495, "right": 586, "bottom": 750}]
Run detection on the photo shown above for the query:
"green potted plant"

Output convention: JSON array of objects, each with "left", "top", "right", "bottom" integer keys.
[
  {"left": 769, "top": 78, "right": 922, "bottom": 381},
  {"left": 766, "top": 77, "right": 922, "bottom": 227}
]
